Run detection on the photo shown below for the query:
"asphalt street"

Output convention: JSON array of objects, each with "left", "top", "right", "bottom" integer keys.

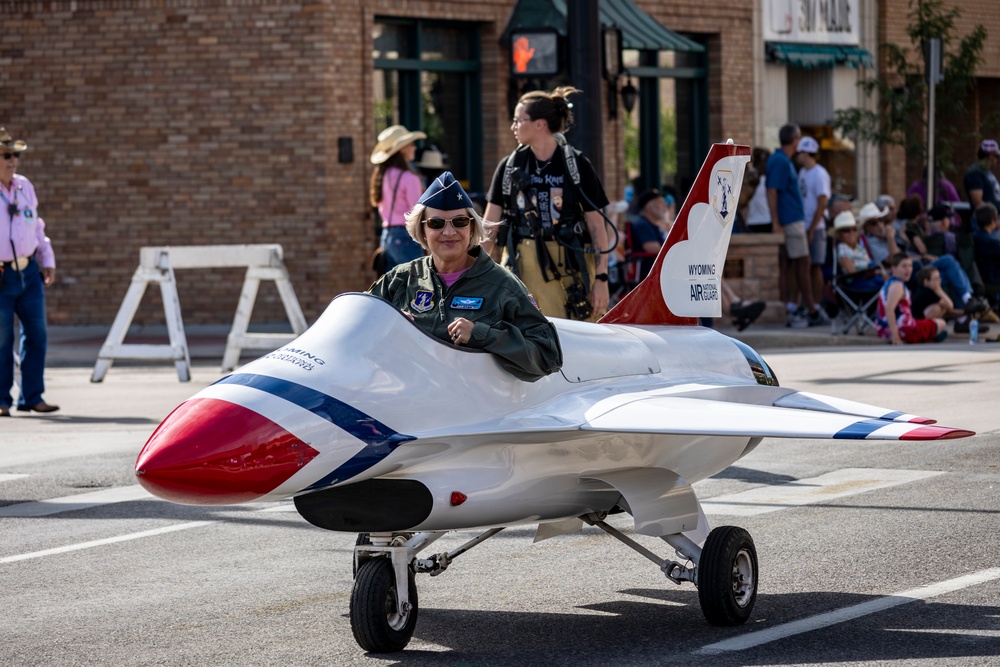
[{"left": 1, "top": 343, "right": 998, "bottom": 666}]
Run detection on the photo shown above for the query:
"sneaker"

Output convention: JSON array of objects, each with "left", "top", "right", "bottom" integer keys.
[
  {"left": 980, "top": 308, "right": 1000, "bottom": 324},
  {"left": 954, "top": 319, "right": 991, "bottom": 335},
  {"left": 807, "top": 307, "right": 831, "bottom": 327},
  {"left": 963, "top": 297, "right": 988, "bottom": 318},
  {"left": 787, "top": 309, "right": 809, "bottom": 328}
]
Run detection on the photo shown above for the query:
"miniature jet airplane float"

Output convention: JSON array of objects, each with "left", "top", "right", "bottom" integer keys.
[{"left": 135, "top": 142, "right": 973, "bottom": 653}]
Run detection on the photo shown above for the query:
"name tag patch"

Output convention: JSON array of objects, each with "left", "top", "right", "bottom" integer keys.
[{"left": 450, "top": 296, "right": 483, "bottom": 310}]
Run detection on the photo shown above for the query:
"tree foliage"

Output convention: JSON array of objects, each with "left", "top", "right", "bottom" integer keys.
[
  {"left": 832, "top": 0, "right": 986, "bottom": 174},
  {"left": 624, "top": 106, "right": 676, "bottom": 185}
]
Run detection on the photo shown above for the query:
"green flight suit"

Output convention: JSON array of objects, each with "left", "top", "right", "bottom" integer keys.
[{"left": 367, "top": 246, "right": 563, "bottom": 382}]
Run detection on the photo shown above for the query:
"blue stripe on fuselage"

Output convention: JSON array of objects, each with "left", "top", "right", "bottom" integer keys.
[
  {"left": 215, "top": 373, "right": 414, "bottom": 489},
  {"left": 833, "top": 420, "right": 886, "bottom": 439}
]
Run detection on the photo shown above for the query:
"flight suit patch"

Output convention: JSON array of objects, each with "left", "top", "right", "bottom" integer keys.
[
  {"left": 410, "top": 290, "right": 434, "bottom": 313},
  {"left": 450, "top": 296, "right": 483, "bottom": 310}
]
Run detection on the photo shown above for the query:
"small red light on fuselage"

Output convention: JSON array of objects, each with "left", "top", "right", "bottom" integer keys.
[{"left": 450, "top": 491, "right": 467, "bottom": 506}]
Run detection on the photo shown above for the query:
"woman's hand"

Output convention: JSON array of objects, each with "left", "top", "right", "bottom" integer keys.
[{"left": 448, "top": 317, "right": 472, "bottom": 345}]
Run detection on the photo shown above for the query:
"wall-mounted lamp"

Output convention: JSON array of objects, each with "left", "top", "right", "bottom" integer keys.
[
  {"left": 620, "top": 77, "right": 638, "bottom": 114},
  {"left": 602, "top": 26, "right": 623, "bottom": 120}
]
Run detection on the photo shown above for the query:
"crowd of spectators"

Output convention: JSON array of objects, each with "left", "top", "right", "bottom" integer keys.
[
  {"left": 605, "top": 134, "right": 1000, "bottom": 344},
  {"left": 773, "top": 136, "right": 1000, "bottom": 342}
]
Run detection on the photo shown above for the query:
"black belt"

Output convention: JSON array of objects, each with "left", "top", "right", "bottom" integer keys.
[{"left": 514, "top": 226, "right": 555, "bottom": 241}]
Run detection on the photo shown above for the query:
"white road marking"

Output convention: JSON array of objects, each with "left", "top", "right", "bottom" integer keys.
[
  {"left": 694, "top": 568, "right": 1000, "bottom": 655},
  {"left": 885, "top": 628, "right": 1000, "bottom": 638},
  {"left": 701, "top": 468, "right": 944, "bottom": 516},
  {"left": 0, "top": 521, "right": 214, "bottom": 564},
  {"left": 0, "top": 485, "right": 153, "bottom": 517},
  {"left": 0, "top": 473, "right": 29, "bottom": 484},
  {"left": 0, "top": 496, "right": 296, "bottom": 564}
]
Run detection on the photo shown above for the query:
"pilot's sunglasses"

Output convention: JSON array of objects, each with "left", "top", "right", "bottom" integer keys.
[
  {"left": 2, "top": 152, "right": 20, "bottom": 160},
  {"left": 424, "top": 215, "right": 471, "bottom": 230}
]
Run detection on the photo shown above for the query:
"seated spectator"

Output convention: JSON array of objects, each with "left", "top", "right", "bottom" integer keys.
[
  {"left": 832, "top": 211, "right": 884, "bottom": 292},
  {"left": 630, "top": 189, "right": 668, "bottom": 281},
  {"left": 876, "top": 253, "right": 948, "bottom": 345},
  {"left": 922, "top": 204, "right": 958, "bottom": 258},
  {"left": 911, "top": 265, "right": 988, "bottom": 335},
  {"left": 893, "top": 194, "right": 983, "bottom": 312},
  {"left": 859, "top": 201, "right": 895, "bottom": 266},
  {"left": 893, "top": 195, "right": 927, "bottom": 261},
  {"left": 973, "top": 203, "right": 1000, "bottom": 286},
  {"left": 874, "top": 194, "right": 897, "bottom": 227}
]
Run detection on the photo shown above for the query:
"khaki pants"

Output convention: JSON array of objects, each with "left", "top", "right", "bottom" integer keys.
[{"left": 502, "top": 238, "right": 598, "bottom": 322}]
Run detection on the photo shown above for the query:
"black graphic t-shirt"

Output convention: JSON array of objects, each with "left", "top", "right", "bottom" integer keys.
[{"left": 487, "top": 148, "right": 609, "bottom": 234}]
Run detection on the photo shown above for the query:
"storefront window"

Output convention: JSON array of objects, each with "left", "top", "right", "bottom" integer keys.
[
  {"left": 372, "top": 22, "right": 412, "bottom": 60},
  {"left": 373, "top": 19, "right": 482, "bottom": 192},
  {"left": 420, "top": 25, "right": 472, "bottom": 62},
  {"left": 622, "top": 46, "right": 707, "bottom": 199}
]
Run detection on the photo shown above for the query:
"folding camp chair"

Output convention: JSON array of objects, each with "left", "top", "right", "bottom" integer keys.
[{"left": 830, "top": 243, "right": 882, "bottom": 335}]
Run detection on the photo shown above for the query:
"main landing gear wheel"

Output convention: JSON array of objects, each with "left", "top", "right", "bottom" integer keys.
[
  {"left": 697, "top": 525, "right": 758, "bottom": 626},
  {"left": 350, "top": 558, "right": 418, "bottom": 653}
]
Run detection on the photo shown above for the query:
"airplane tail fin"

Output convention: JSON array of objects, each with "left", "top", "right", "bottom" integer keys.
[{"left": 600, "top": 142, "right": 751, "bottom": 326}]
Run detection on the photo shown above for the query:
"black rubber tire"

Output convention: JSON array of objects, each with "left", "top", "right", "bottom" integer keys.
[
  {"left": 697, "top": 525, "right": 758, "bottom": 626},
  {"left": 352, "top": 533, "right": 371, "bottom": 578},
  {"left": 350, "top": 557, "right": 418, "bottom": 653}
]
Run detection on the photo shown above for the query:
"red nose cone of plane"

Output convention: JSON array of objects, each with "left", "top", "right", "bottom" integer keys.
[{"left": 135, "top": 398, "right": 320, "bottom": 505}]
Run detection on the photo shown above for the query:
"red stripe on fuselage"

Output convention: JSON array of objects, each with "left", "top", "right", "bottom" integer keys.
[{"left": 135, "top": 398, "right": 319, "bottom": 505}]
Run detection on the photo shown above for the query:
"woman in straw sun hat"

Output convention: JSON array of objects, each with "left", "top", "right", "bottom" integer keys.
[{"left": 369, "top": 125, "right": 427, "bottom": 274}]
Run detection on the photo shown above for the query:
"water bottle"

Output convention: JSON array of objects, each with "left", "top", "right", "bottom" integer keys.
[{"left": 969, "top": 319, "right": 979, "bottom": 344}]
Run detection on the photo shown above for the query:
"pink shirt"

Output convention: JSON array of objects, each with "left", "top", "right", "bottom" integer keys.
[
  {"left": 378, "top": 167, "right": 423, "bottom": 228},
  {"left": 439, "top": 268, "right": 470, "bottom": 288},
  {"left": 0, "top": 174, "right": 55, "bottom": 268}
]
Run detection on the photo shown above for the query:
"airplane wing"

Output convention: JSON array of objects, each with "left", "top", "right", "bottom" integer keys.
[{"left": 582, "top": 394, "right": 973, "bottom": 441}]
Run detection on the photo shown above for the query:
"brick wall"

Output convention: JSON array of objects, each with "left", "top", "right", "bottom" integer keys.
[
  {"left": 0, "top": 0, "right": 754, "bottom": 326},
  {"left": 880, "top": 0, "right": 1000, "bottom": 201},
  {"left": 641, "top": 0, "right": 756, "bottom": 146}
]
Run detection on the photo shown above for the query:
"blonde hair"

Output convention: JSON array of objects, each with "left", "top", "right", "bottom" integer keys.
[{"left": 404, "top": 205, "right": 499, "bottom": 250}]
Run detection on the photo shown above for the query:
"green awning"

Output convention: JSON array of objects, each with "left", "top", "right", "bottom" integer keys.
[
  {"left": 766, "top": 43, "right": 873, "bottom": 69},
  {"left": 501, "top": 0, "right": 704, "bottom": 53}
]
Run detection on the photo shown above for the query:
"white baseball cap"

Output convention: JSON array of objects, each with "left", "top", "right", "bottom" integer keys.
[{"left": 797, "top": 136, "right": 820, "bottom": 154}]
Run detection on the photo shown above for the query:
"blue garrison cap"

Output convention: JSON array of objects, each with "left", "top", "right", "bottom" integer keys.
[{"left": 417, "top": 171, "right": 474, "bottom": 210}]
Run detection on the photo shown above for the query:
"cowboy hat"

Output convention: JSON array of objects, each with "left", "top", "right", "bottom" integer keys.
[
  {"left": 415, "top": 146, "right": 446, "bottom": 169},
  {"left": 0, "top": 127, "right": 27, "bottom": 153},
  {"left": 370, "top": 125, "right": 426, "bottom": 165},
  {"left": 857, "top": 201, "right": 888, "bottom": 225},
  {"left": 828, "top": 210, "right": 858, "bottom": 237}
]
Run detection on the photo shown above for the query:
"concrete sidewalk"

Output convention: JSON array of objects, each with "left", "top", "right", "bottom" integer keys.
[{"left": 45, "top": 319, "right": 886, "bottom": 371}]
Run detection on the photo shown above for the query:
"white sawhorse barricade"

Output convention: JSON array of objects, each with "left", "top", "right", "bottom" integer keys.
[{"left": 91, "top": 244, "right": 307, "bottom": 382}]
